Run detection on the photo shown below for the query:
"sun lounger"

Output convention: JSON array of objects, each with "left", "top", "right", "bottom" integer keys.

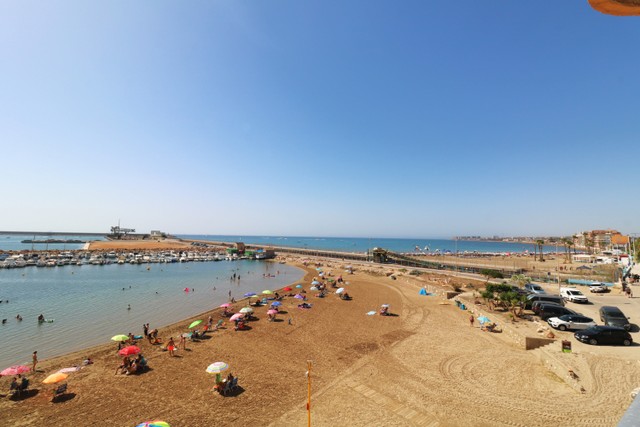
[{"left": 52, "top": 383, "right": 67, "bottom": 402}]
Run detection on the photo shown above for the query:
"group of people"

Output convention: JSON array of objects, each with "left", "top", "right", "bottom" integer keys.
[{"left": 115, "top": 354, "right": 147, "bottom": 375}]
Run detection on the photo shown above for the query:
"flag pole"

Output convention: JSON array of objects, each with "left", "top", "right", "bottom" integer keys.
[{"left": 307, "top": 360, "right": 312, "bottom": 427}]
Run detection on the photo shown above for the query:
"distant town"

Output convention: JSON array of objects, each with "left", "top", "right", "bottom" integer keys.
[{"left": 455, "top": 229, "right": 633, "bottom": 253}]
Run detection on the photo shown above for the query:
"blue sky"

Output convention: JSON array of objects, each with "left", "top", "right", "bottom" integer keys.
[{"left": 1, "top": 1, "right": 638, "bottom": 238}]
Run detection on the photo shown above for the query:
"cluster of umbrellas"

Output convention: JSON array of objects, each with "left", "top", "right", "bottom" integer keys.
[{"left": 1, "top": 364, "right": 71, "bottom": 385}]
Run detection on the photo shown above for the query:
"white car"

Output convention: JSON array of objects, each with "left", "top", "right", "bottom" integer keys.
[
  {"left": 560, "top": 287, "right": 589, "bottom": 303},
  {"left": 589, "top": 283, "right": 609, "bottom": 293},
  {"left": 547, "top": 314, "right": 596, "bottom": 331}
]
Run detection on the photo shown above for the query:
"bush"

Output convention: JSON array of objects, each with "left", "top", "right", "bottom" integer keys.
[
  {"left": 409, "top": 270, "right": 423, "bottom": 276},
  {"left": 480, "top": 269, "right": 504, "bottom": 279}
]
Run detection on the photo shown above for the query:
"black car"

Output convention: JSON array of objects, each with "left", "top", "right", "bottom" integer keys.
[
  {"left": 537, "top": 304, "right": 577, "bottom": 321},
  {"left": 531, "top": 300, "right": 563, "bottom": 315},
  {"left": 524, "top": 294, "right": 565, "bottom": 309},
  {"left": 574, "top": 326, "right": 633, "bottom": 346},
  {"left": 599, "top": 306, "right": 631, "bottom": 331}
]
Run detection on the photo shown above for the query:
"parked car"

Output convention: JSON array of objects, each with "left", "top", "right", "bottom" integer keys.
[
  {"left": 560, "top": 287, "right": 589, "bottom": 304},
  {"left": 599, "top": 306, "right": 631, "bottom": 331},
  {"left": 509, "top": 286, "right": 528, "bottom": 295},
  {"left": 537, "top": 304, "right": 577, "bottom": 321},
  {"left": 525, "top": 294, "right": 565, "bottom": 309},
  {"left": 532, "top": 300, "right": 563, "bottom": 315},
  {"left": 589, "top": 283, "right": 609, "bottom": 293},
  {"left": 574, "top": 326, "right": 633, "bottom": 346},
  {"left": 524, "top": 283, "right": 546, "bottom": 294},
  {"left": 547, "top": 314, "right": 596, "bottom": 331}
]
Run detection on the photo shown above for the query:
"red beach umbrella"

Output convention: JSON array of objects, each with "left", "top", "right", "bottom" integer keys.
[
  {"left": 283, "top": 287, "right": 292, "bottom": 291},
  {"left": 118, "top": 345, "right": 141, "bottom": 357},
  {"left": 1, "top": 365, "right": 31, "bottom": 376}
]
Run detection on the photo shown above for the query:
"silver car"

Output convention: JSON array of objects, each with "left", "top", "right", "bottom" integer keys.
[{"left": 547, "top": 314, "right": 596, "bottom": 331}]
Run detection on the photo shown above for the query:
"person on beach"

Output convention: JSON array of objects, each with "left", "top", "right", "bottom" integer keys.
[
  {"left": 143, "top": 323, "right": 149, "bottom": 338},
  {"left": 207, "top": 316, "right": 213, "bottom": 329},
  {"left": 167, "top": 337, "right": 176, "bottom": 356},
  {"left": 469, "top": 315, "right": 475, "bottom": 327},
  {"left": 179, "top": 334, "right": 186, "bottom": 350},
  {"left": 32, "top": 351, "right": 38, "bottom": 371}
]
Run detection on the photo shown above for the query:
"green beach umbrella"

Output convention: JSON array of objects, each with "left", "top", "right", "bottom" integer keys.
[
  {"left": 262, "top": 290, "right": 273, "bottom": 295},
  {"left": 239, "top": 307, "right": 253, "bottom": 314},
  {"left": 111, "top": 334, "right": 129, "bottom": 342},
  {"left": 188, "top": 320, "right": 203, "bottom": 329}
]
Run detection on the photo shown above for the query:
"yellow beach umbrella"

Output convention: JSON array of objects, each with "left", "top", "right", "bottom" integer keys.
[
  {"left": 262, "top": 290, "right": 273, "bottom": 295},
  {"left": 43, "top": 372, "right": 68, "bottom": 384}
]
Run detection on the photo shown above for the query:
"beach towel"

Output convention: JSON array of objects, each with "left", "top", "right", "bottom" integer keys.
[{"left": 366, "top": 311, "right": 376, "bottom": 316}]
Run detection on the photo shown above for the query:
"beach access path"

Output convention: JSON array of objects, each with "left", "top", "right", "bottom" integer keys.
[{"left": 1, "top": 257, "right": 638, "bottom": 426}]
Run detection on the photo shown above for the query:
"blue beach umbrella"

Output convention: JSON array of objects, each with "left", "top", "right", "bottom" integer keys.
[
  {"left": 295, "top": 285, "right": 303, "bottom": 289},
  {"left": 311, "top": 280, "right": 320, "bottom": 285},
  {"left": 271, "top": 301, "right": 282, "bottom": 307},
  {"left": 477, "top": 316, "right": 490, "bottom": 324},
  {"left": 244, "top": 292, "right": 256, "bottom": 297}
]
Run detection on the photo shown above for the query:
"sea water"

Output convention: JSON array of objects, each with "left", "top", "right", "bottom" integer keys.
[
  {"left": 181, "top": 235, "right": 560, "bottom": 254},
  {"left": 0, "top": 234, "right": 105, "bottom": 252},
  {"left": 0, "top": 260, "right": 303, "bottom": 367}
]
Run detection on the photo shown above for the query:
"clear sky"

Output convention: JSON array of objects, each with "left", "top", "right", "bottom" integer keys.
[{"left": 1, "top": 1, "right": 638, "bottom": 238}]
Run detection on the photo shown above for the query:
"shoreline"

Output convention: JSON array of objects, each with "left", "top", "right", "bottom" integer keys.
[{"left": 2, "top": 254, "right": 638, "bottom": 426}]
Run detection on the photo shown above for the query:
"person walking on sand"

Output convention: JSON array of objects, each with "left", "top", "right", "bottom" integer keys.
[
  {"left": 179, "top": 334, "right": 186, "bottom": 350},
  {"left": 167, "top": 337, "right": 176, "bottom": 357},
  {"left": 469, "top": 315, "right": 475, "bottom": 327},
  {"left": 32, "top": 351, "right": 38, "bottom": 371}
]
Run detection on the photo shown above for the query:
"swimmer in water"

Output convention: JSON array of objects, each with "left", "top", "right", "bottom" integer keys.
[
  {"left": 16, "top": 314, "right": 22, "bottom": 321},
  {"left": 127, "top": 304, "right": 131, "bottom": 310}
]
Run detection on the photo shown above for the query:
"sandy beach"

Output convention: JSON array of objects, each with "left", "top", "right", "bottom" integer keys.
[{"left": 1, "top": 252, "right": 638, "bottom": 426}]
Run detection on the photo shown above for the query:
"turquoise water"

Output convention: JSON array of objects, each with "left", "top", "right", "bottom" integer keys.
[
  {"left": 180, "top": 235, "right": 561, "bottom": 254},
  {"left": 0, "top": 260, "right": 303, "bottom": 367}
]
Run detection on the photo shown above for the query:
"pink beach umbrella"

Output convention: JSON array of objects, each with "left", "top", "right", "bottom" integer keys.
[
  {"left": 219, "top": 303, "right": 232, "bottom": 308},
  {"left": 229, "top": 313, "right": 244, "bottom": 322},
  {"left": 267, "top": 309, "right": 278, "bottom": 315},
  {"left": 0, "top": 365, "right": 31, "bottom": 376},
  {"left": 294, "top": 294, "right": 305, "bottom": 299}
]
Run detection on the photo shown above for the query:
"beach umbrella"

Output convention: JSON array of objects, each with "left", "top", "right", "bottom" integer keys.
[
  {"left": 381, "top": 304, "right": 390, "bottom": 308},
  {"left": 366, "top": 311, "right": 377, "bottom": 316},
  {"left": 249, "top": 295, "right": 260, "bottom": 299},
  {"left": 188, "top": 320, "right": 203, "bottom": 329},
  {"left": 111, "top": 334, "right": 129, "bottom": 342},
  {"left": 283, "top": 287, "right": 292, "bottom": 291},
  {"left": 295, "top": 284, "right": 303, "bottom": 289},
  {"left": 243, "top": 292, "right": 256, "bottom": 297},
  {"left": 336, "top": 288, "right": 345, "bottom": 294},
  {"left": 262, "top": 290, "right": 273, "bottom": 295},
  {"left": 267, "top": 309, "right": 278, "bottom": 315},
  {"left": 219, "top": 303, "right": 232, "bottom": 308},
  {"left": 310, "top": 286, "right": 318, "bottom": 291},
  {"left": 477, "top": 316, "right": 491, "bottom": 324},
  {"left": 43, "top": 372, "right": 68, "bottom": 384},
  {"left": 118, "top": 345, "right": 141, "bottom": 357},
  {"left": 229, "top": 313, "right": 244, "bottom": 321},
  {"left": 57, "top": 367, "right": 81, "bottom": 374},
  {"left": 311, "top": 280, "right": 320, "bottom": 285},
  {"left": 239, "top": 307, "right": 253, "bottom": 314},
  {"left": 1, "top": 365, "right": 30, "bottom": 376},
  {"left": 271, "top": 301, "right": 282, "bottom": 307},
  {"left": 181, "top": 332, "right": 191, "bottom": 338},
  {"left": 206, "top": 362, "right": 229, "bottom": 374},
  {"left": 136, "top": 421, "right": 170, "bottom": 427},
  {"left": 315, "top": 267, "right": 322, "bottom": 271},
  {"left": 294, "top": 294, "right": 305, "bottom": 299}
]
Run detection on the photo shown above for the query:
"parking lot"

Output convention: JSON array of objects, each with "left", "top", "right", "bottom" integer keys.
[{"left": 534, "top": 282, "right": 640, "bottom": 359}]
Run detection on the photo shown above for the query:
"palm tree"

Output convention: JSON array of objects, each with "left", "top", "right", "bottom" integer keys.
[{"left": 536, "top": 239, "right": 545, "bottom": 262}]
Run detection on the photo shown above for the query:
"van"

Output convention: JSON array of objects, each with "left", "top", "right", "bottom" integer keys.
[
  {"left": 525, "top": 294, "right": 564, "bottom": 309},
  {"left": 560, "top": 287, "right": 589, "bottom": 304}
]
